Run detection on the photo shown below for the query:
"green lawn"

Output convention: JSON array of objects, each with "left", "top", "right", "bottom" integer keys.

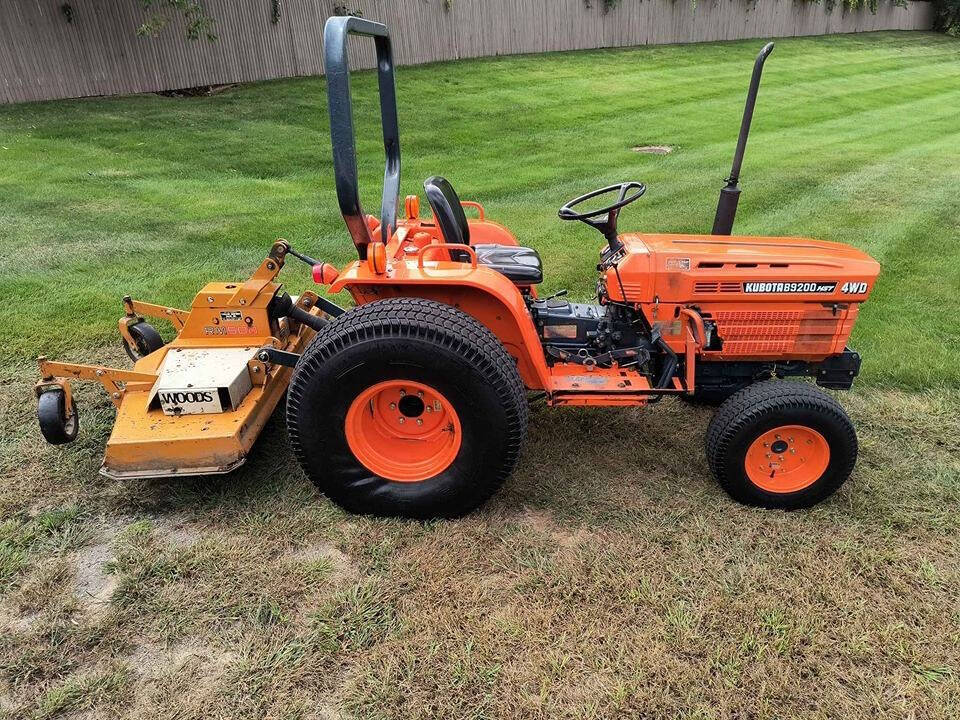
[
  {"left": 1, "top": 31, "right": 959, "bottom": 720},
  {"left": 1, "top": 31, "right": 959, "bottom": 388}
]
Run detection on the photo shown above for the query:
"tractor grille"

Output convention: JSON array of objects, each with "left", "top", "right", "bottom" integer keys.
[
  {"left": 694, "top": 281, "right": 740, "bottom": 294},
  {"left": 715, "top": 310, "right": 841, "bottom": 356}
]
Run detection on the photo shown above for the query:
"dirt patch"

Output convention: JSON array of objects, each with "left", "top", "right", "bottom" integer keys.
[
  {"left": 73, "top": 540, "right": 117, "bottom": 614},
  {"left": 632, "top": 144, "right": 673, "bottom": 154},
  {"left": 128, "top": 638, "right": 237, "bottom": 681},
  {"left": 0, "top": 603, "right": 39, "bottom": 635},
  {"left": 514, "top": 508, "right": 554, "bottom": 533},
  {"left": 512, "top": 507, "right": 588, "bottom": 548},
  {"left": 153, "top": 513, "right": 203, "bottom": 549}
]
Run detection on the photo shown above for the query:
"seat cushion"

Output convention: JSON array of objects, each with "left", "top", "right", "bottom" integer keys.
[{"left": 474, "top": 244, "right": 543, "bottom": 285}]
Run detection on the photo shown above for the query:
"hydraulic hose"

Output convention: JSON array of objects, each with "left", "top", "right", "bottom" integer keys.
[
  {"left": 270, "top": 292, "right": 329, "bottom": 333},
  {"left": 288, "top": 303, "right": 328, "bottom": 333},
  {"left": 655, "top": 336, "right": 678, "bottom": 389}
]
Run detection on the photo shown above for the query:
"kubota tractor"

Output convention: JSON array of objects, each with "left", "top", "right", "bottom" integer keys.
[{"left": 36, "top": 18, "right": 880, "bottom": 519}]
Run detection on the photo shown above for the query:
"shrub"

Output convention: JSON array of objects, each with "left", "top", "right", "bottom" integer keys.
[{"left": 932, "top": 0, "right": 960, "bottom": 34}]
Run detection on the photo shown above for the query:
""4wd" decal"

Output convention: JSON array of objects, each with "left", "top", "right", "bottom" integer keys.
[{"left": 841, "top": 281, "right": 868, "bottom": 294}]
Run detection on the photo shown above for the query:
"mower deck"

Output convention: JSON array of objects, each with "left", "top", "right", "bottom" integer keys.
[
  {"left": 99, "top": 342, "right": 302, "bottom": 479},
  {"left": 35, "top": 241, "right": 327, "bottom": 480}
]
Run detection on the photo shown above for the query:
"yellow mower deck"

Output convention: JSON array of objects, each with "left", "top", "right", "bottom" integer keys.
[
  {"left": 36, "top": 242, "right": 324, "bottom": 479},
  {"left": 100, "top": 340, "right": 306, "bottom": 479}
]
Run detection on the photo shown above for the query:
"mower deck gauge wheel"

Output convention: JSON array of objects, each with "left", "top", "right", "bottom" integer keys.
[
  {"left": 37, "top": 389, "right": 79, "bottom": 445},
  {"left": 123, "top": 321, "right": 164, "bottom": 362}
]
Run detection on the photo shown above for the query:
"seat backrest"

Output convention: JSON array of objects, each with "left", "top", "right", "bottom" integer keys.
[{"left": 423, "top": 176, "right": 470, "bottom": 246}]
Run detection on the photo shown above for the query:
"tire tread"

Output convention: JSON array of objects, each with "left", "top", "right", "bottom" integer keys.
[{"left": 286, "top": 298, "right": 527, "bottom": 516}]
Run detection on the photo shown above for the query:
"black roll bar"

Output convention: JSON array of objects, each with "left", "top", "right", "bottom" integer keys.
[
  {"left": 324, "top": 17, "right": 401, "bottom": 259},
  {"left": 711, "top": 42, "right": 775, "bottom": 236}
]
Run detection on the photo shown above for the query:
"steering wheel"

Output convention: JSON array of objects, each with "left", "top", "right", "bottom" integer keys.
[{"left": 558, "top": 182, "right": 646, "bottom": 253}]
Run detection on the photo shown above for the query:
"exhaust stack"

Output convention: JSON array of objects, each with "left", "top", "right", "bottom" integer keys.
[{"left": 712, "top": 42, "right": 775, "bottom": 236}]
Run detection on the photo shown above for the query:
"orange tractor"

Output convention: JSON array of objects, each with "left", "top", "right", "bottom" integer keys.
[{"left": 36, "top": 18, "right": 880, "bottom": 518}]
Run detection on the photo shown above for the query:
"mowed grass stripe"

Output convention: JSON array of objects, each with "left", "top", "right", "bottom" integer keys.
[{"left": 0, "top": 32, "right": 958, "bottom": 389}]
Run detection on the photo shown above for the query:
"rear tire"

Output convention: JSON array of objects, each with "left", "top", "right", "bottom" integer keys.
[
  {"left": 37, "top": 389, "right": 79, "bottom": 445},
  {"left": 286, "top": 298, "right": 527, "bottom": 519},
  {"left": 706, "top": 380, "right": 857, "bottom": 509}
]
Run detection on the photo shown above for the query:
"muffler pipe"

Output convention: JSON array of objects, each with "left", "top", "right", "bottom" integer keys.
[{"left": 712, "top": 42, "right": 775, "bottom": 236}]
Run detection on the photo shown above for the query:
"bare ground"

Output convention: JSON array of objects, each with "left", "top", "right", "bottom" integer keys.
[{"left": 1, "top": 357, "right": 958, "bottom": 719}]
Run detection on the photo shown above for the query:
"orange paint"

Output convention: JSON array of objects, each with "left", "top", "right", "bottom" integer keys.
[
  {"left": 744, "top": 424, "right": 830, "bottom": 493},
  {"left": 321, "top": 194, "right": 880, "bottom": 404},
  {"left": 344, "top": 380, "right": 462, "bottom": 482},
  {"left": 609, "top": 233, "right": 880, "bottom": 361}
]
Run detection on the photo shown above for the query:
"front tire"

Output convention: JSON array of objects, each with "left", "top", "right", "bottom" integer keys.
[
  {"left": 286, "top": 298, "right": 528, "bottom": 519},
  {"left": 706, "top": 380, "right": 857, "bottom": 509}
]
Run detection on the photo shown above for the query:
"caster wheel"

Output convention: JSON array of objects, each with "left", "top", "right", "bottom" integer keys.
[
  {"left": 37, "top": 389, "right": 79, "bottom": 445},
  {"left": 122, "top": 321, "right": 164, "bottom": 362}
]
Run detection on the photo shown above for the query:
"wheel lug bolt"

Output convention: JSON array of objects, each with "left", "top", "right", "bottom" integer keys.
[
  {"left": 398, "top": 417, "right": 405, "bottom": 424},
  {"left": 417, "top": 391, "right": 424, "bottom": 398},
  {"left": 416, "top": 419, "right": 423, "bottom": 425},
  {"left": 426, "top": 407, "right": 432, "bottom": 413},
  {"left": 763, "top": 442, "right": 769, "bottom": 447},
  {"left": 390, "top": 402, "right": 396, "bottom": 410},
  {"left": 399, "top": 389, "right": 406, "bottom": 396}
]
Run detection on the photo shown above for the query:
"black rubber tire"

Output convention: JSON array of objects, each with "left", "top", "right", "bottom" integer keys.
[
  {"left": 123, "top": 321, "right": 165, "bottom": 362},
  {"left": 286, "top": 298, "right": 528, "bottom": 519},
  {"left": 705, "top": 380, "right": 857, "bottom": 509},
  {"left": 37, "top": 389, "right": 79, "bottom": 445}
]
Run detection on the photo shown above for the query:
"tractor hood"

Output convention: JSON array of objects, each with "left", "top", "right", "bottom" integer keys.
[{"left": 611, "top": 233, "right": 881, "bottom": 304}]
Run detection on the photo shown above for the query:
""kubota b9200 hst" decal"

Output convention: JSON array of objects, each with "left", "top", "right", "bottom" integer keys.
[{"left": 743, "top": 281, "right": 837, "bottom": 294}]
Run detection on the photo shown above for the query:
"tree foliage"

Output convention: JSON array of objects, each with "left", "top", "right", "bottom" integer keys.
[
  {"left": 932, "top": 0, "right": 960, "bottom": 33},
  {"left": 137, "top": 0, "right": 215, "bottom": 41}
]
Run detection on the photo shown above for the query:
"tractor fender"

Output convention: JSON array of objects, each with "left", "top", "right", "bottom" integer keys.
[{"left": 329, "top": 262, "right": 550, "bottom": 389}]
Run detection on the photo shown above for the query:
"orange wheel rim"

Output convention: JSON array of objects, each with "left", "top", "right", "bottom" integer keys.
[
  {"left": 744, "top": 424, "right": 830, "bottom": 493},
  {"left": 344, "top": 380, "right": 462, "bottom": 482}
]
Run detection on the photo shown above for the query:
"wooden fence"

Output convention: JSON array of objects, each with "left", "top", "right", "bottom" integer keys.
[{"left": 0, "top": 0, "right": 934, "bottom": 104}]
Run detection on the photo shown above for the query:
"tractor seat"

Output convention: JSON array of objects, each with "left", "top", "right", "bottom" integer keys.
[
  {"left": 474, "top": 244, "right": 543, "bottom": 285},
  {"left": 423, "top": 175, "right": 543, "bottom": 285}
]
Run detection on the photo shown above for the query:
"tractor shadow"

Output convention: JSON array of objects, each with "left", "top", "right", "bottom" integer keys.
[
  {"left": 119, "top": 402, "right": 313, "bottom": 521},
  {"left": 492, "top": 398, "right": 722, "bottom": 526},
  {"left": 117, "top": 396, "right": 721, "bottom": 532}
]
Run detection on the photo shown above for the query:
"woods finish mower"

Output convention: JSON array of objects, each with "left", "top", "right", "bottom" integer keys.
[{"left": 36, "top": 18, "right": 880, "bottom": 518}]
